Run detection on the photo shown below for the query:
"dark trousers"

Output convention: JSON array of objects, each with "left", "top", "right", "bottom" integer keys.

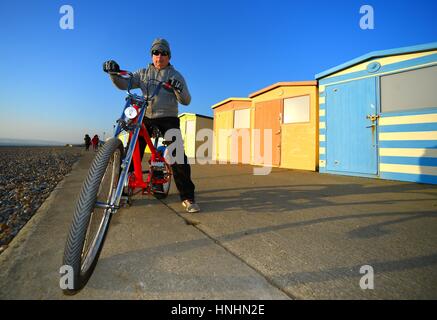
[{"left": 137, "top": 117, "right": 196, "bottom": 202}]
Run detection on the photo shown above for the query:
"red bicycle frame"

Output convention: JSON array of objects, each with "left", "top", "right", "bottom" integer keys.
[{"left": 128, "top": 103, "right": 171, "bottom": 194}]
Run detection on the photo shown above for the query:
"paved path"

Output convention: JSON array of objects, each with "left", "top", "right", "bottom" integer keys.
[{"left": 1, "top": 152, "right": 437, "bottom": 299}]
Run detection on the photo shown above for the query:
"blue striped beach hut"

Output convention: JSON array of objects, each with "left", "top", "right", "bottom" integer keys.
[{"left": 316, "top": 42, "right": 437, "bottom": 184}]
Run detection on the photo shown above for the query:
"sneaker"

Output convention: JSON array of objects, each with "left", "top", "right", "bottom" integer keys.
[{"left": 182, "top": 199, "right": 200, "bottom": 213}]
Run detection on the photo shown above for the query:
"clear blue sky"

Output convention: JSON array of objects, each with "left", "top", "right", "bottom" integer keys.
[{"left": 0, "top": 0, "right": 436, "bottom": 144}]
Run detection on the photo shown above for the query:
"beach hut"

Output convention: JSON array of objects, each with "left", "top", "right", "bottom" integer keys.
[
  {"left": 179, "top": 113, "right": 213, "bottom": 160},
  {"left": 211, "top": 98, "right": 252, "bottom": 164},
  {"left": 249, "top": 82, "right": 319, "bottom": 171},
  {"left": 316, "top": 42, "right": 437, "bottom": 184}
]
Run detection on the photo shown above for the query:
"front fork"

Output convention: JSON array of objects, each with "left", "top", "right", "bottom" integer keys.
[{"left": 110, "top": 103, "right": 147, "bottom": 212}]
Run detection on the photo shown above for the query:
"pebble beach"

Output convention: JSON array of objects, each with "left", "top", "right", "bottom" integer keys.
[{"left": 0, "top": 146, "right": 83, "bottom": 253}]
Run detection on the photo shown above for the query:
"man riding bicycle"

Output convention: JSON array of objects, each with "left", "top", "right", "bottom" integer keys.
[{"left": 103, "top": 38, "right": 200, "bottom": 213}]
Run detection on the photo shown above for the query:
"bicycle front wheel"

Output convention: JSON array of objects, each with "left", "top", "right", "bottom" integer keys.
[{"left": 63, "top": 138, "right": 123, "bottom": 294}]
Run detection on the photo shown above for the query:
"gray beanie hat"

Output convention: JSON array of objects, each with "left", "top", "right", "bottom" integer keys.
[{"left": 150, "top": 38, "right": 171, "bottom": 58}]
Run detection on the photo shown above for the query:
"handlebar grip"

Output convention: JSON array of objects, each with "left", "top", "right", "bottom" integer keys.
[{"left": 109, "top": 70, "right": 133, "bottom": 78}]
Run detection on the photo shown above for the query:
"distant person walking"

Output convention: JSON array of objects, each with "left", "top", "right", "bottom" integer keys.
[
  {"left": 84, "top": 134, "right": 91, "bottom": 151},
  {"left": 92, "top": 135, "right": 100, "bottom": 151}
]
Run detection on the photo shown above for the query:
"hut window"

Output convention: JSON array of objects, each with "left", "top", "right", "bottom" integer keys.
[
  {"left": 234, "top": 108, "right": 251, "bottom": 129},
  {"left": 283, "top": 95, "right": 310, "bottom": 124},
  {"left": 381, "top": 65, "right": 437, "bottom": 113}
]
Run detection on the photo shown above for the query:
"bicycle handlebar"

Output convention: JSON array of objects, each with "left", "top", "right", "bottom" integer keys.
[
  {"left": 111, "top": 70, "right": 173, "bottom": 138},
  {"left": 109, "top": 70, "right": 132, "bottom": 78},
  {"left": 109, "top": 70, "right": 172, "bottom": 96}
]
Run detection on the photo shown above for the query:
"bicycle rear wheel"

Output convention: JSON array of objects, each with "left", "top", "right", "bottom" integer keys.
[
  {"left": 63, "top": 138, "right": 123, "bottom": 294},
  {"left": 152, "top": 163, "right": 172, "bottom": 199}
]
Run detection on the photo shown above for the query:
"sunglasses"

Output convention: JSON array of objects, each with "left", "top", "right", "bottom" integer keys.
[{"left": 152, "top": 50, "right": 169, "bottom": 57}]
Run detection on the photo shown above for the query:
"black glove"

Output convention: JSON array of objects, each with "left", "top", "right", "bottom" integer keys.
[
  {"left": 103, "top": 60, "right": 120, "bottom": 73},
  {"left": 168, "top": 77, "right": 183, "bottom": 94}
]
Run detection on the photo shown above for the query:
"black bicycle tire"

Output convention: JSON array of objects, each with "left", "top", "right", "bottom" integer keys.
[{"left": 62, "top": 138, "right": 123, "bottom": 294}]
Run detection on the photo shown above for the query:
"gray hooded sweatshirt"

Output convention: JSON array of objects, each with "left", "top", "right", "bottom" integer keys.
[{"left": 109, "top": 63, "right": 191, "bottom": 119}]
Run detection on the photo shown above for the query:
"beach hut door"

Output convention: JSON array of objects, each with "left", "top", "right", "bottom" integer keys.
[{"left": 326, "top": 78, "right": 378, "bottom": 175}]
